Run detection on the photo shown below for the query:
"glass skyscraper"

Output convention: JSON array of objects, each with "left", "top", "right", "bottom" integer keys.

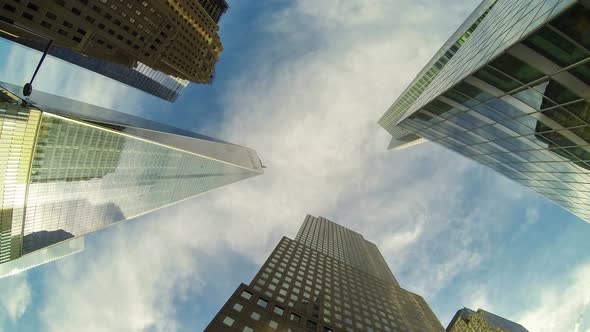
[
  {"left": 0, "top": 83, "right": 263, "bottom": 277},
  {"left": 379, "top": 0, "right": 590, "bottom": 222},
  {"left": 205, "top": 215, "right": 444, "bottom": 332},
  {"left": 447, "top": 308, "right": 529, "bottom": 332},
  {"left": 0, "top": 32, "right": 188, "bottom": 102}
]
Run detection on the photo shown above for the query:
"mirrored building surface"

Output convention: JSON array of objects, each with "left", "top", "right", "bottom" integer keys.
[
  {"left": 0, "top": 84, "right": 263, "bottom": 276},
  {"left": 379, "top": 0, "right": 590, "bottom": 222},
  {"left": 0, "top": 31, "right": 188, "bottom": 102},
  {"left": 205, "top": 215, "right": 444, "bottom": 332}
]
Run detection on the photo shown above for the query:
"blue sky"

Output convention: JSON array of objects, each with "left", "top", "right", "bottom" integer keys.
[{"left": 0, "top": 0, "right": 589, "bottom": 331}]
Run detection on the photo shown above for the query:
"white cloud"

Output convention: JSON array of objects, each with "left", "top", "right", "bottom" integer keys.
[
  {"left": 518, "top": 260, "right": 590, "bottom": 332},
  {"left": 0, "top": 0, "right": 562, "bottom": 331},
  {"left": 526, "top": 206, "right": 540, "bottom": 225},
  {"left": 0, "top": 275, "right": 31, "bottom": 322}
]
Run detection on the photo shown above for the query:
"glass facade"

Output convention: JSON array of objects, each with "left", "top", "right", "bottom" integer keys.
[
  {"left": 378, "top": 0, "right": 498, "bottom": 133},
  {"left": 380, "top": 1, "right": 590, "bottom": 222},
  {"left": 0, "top": 85, "right": 263, "bottom": 274},
  {"left": 0, "top": 32, "right": 188, "bottom": 102},
  {"left": 205, "top": 215, "right": 444, "bottom": 332},
  {"left": 0, "top": 236, "right": 84, "bottom": 279}
]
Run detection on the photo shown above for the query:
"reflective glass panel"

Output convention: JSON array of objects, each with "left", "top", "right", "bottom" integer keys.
[
  {"left": 490, "top": 53, "right": 545, "bottom": 84},
  {"left": 569, "top": 61, "right": 590, "bottom": 85},
  {"left": 522, "top": 26, "right": 587, "bottom": 67},
  {"left": 550, "top": 4, "right": 590, "bottom": 51},
  {"left": 474, "top": 66, "right": 521, "bottom": 92}
]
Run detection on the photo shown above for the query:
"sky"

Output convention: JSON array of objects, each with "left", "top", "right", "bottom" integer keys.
[{"left": 0, "top": 0, "right": 589, "bottom": 331}]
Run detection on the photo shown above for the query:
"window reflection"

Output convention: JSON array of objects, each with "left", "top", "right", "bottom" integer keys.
[{"left": 523, "top": 26, "right": 587, "bottom": 67}]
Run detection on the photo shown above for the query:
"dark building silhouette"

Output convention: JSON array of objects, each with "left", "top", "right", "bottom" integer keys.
[{"left": 22, "top": 229, "right": 74, "bottom": 253}]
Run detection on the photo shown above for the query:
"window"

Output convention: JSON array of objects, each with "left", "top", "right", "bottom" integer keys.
[
  {"left": 570, "top": 61, "right": 590, "bottom": 86},
  {"left": 550, "top": 4, "right": 590, "bottom": 50},
  {"left": 27, "top": 3, "right": 39, "bottom": 11},
  {"left": 21, "top": 12, "right": 34, "bottom": 20},
  {"left": 473, "top": 66, "right": 520, "bottom": 92},
  {"left": 222, "top": 316, "right": 235, "bottom": 327},
  {"left": 523, "top": 27, "right": 587, "bottom": 67},
  {"left": 232, "top": 303, "right": 243, "bottom": 312},
  {"left": 490, "top": 53, "right": 545, "bottom": 84},
  {"left": 240, "top": 290, "right": 253, "bottom": 300},
  {"left": 243, "top": 327, "right": 254, "bottom": 332},
  {"left": 306, "top": 320, "right": 318, "bottom": 331},
  {"left": 541, "top": 80, "right": 581, "bottom": 106},
  {"left": 250, "top": 312, "right": 261, "bottom": 321},
  {"left": 290, "top": 313, "right": 301, "bottom": 322},
  {"left": 269, "top": 320, "right": 279, "bottom": 329},
  {"left": 273, "top": 306, "right": 285, "bottom": 316},
  {"left": 257, "top": 298, "right": 268, "bottom": 308},
  {"left": 2, "top": 4, "right": 16, "bottom": 12}
]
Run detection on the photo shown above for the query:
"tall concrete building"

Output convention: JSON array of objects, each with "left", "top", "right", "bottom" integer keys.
[
  {"left": 0, "top": 82, "right": 263, "bottom": 278},
  {"left": 0, "top": 0, "right": 227, "bottom": 83},
  {"left": 447, "top": 308, "right": 529, "bottom": 332},
  {"left": 0, "top": 30, "right": 188, "bottom": 102},
  {"left": 378, "top": 0, "right": 590, "bottom": 222},
  {"left": 205, "top": 215, "right": 444, "bottom": 332}
]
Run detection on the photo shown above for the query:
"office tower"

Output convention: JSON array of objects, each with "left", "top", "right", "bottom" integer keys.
[
  {"left": 378, "top": 0, "right": 590, "bottom": 222},
  {"left": 0, "top": 0, "right": 227, "bottom": 83},
  {"left": 205, "top": 215, "right": 444, "bottom": 332},
  {"left": 447, "top": 308, "right": 529, "bottom": 332},
  {"left": 0, "top": 31, "right": 188, "bottom": 102},
  {"left": 0, "top": 82, "right": 263, "bottom": 278}
]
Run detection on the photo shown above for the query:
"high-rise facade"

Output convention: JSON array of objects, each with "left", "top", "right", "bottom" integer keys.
[
  {"left": 205, "top": 215, "right": 444, "bottom": 332},
  {"left": 0, "top": 0, "right": 227, "bottom": 83},
  {"left": 0, "top": 31, "right": 188, "bottom": 102},
  {"left": 0, "top": 83, "right": 263, "bottom": 277},
  {"left": 447, "top": 308, "right": 529, "bottom": 332},
  {"left": 378, "top": 0, "right": 590, "bottom": 222}
]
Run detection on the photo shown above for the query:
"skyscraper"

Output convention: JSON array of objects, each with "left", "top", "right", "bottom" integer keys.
[
  {"left": 0, "top": 83, "right": 263, "bottom": 277},
  {"left": 447, "top": 308, "right": 529, "bottom": 332},
  {"left": 378, "top": 0, "right": 590, "bottom": 222},
  {"left": 205, "top": 215, "right": 444, "bottom": 332},
  {"left": 0, "top": 0, "right": 227, "bottom": 83},
  {"left": 0, "top": 31, "right": 188, "bottom": 102}
]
